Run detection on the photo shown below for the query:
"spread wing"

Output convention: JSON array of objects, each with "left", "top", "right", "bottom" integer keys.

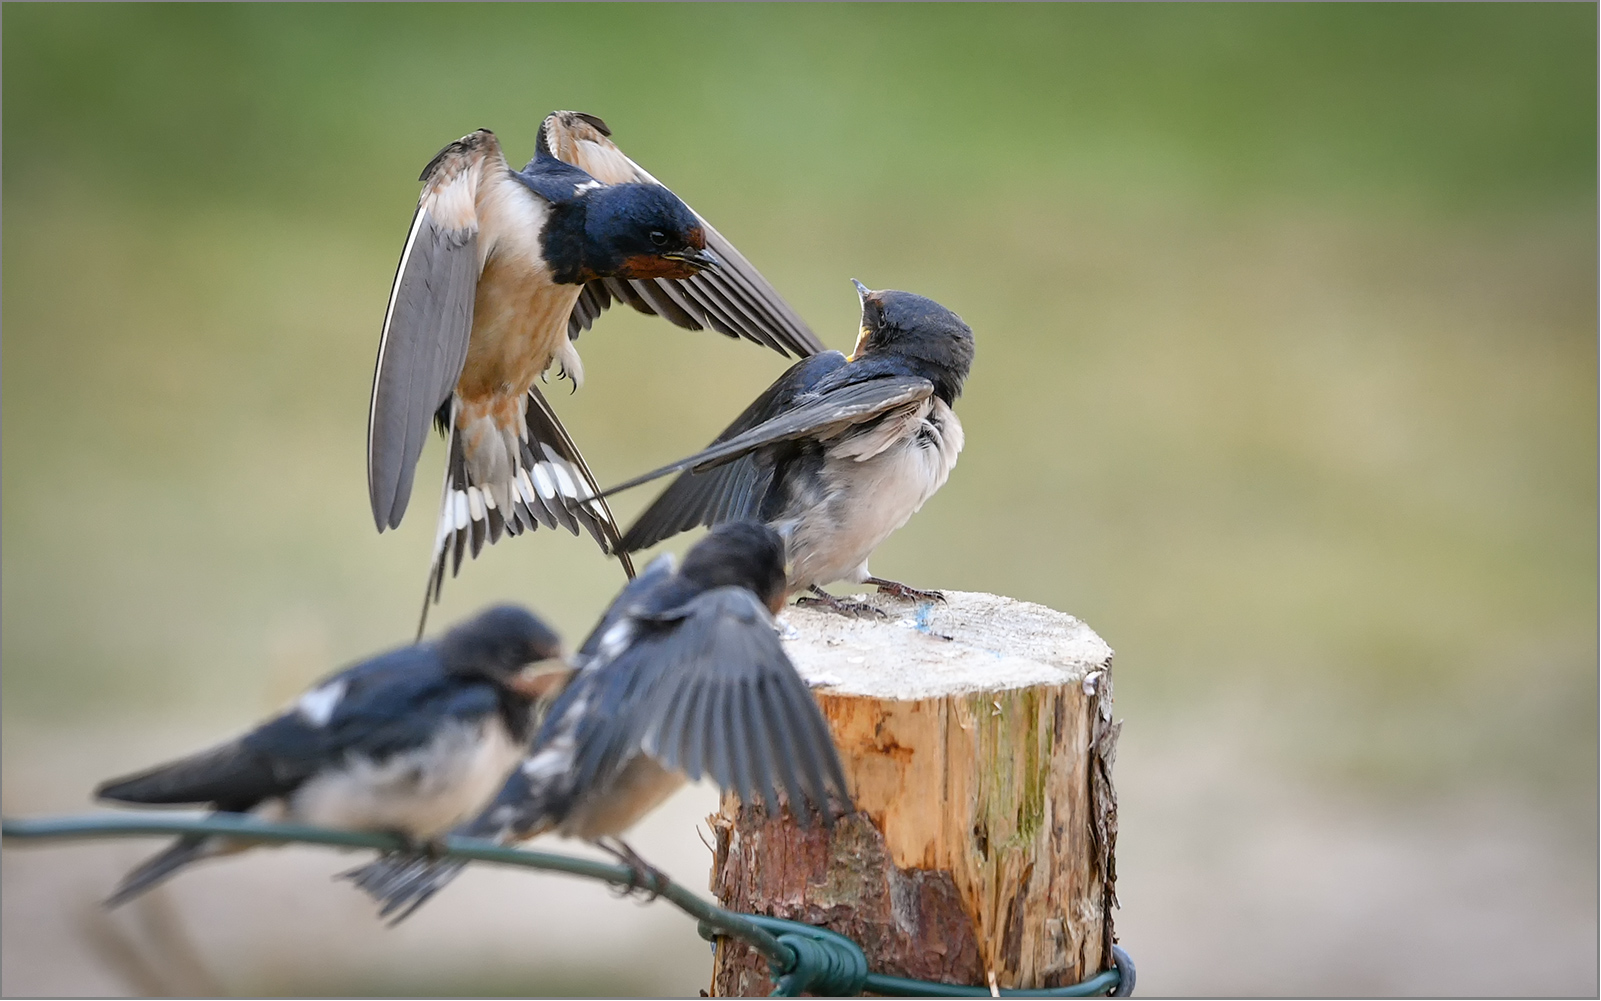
[
  {"left": 619, "top": 352, "right": 849, "bottom": 553},
  {"left": 368, "top": 129, "right": 502, "bottom": 531},
  {"left": 542, "top": 111, "right": 824, "bottom": 359},
  {"left": 567, "top": 587, "right": 850, "bottom": 822},
  {"left": 605, "top": 374, "right": 934, "bottom": 500}
]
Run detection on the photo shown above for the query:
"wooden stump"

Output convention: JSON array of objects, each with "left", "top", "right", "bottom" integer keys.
[{"left": 708, "top": 590, "right": 1121, "bottom": 996}]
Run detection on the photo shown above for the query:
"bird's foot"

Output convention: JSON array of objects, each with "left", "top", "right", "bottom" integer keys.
[
  {"left": 598, "top": 838, "right": 670, "bottom": 902},
  {"left": 390, "top": 831, "right": 449, "bottom": 860},
  {"left": 796, "top": 586, "right": 889, "bottom": 620},
  {"left": 866, "top": 577, "right": 945, "bottom": 604}
]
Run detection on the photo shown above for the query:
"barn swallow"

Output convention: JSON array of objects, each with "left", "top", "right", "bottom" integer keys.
[
  {"left": 368, "top": 111, "right": 823, "bottom": 636},
  {"left": 345, "top": 522, "right": 851, "bottom": 920},
  {"left": 94, "top": 606, "right": 566, "bottom": 907},
  {"left": 604, "top": 282, "right": 973, "bottom": 616}
]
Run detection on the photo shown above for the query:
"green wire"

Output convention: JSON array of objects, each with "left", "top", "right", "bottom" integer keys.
[{"left": 2, "top": 812, "right": 1125, "bottom": 997}]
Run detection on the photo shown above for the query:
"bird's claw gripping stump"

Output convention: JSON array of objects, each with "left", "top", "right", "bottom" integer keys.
[{"left": 711, "top": 589, "right": 1124, "bottom": 996}]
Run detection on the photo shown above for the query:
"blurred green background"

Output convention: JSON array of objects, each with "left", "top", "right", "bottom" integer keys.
[{"left": 2, "top": 4, "right": 1595, "bottom": 997}]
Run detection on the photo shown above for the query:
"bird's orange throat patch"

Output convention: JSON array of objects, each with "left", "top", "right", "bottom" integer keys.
[{"left": 617, "top": 253, "right": 702, "bottom": 280}]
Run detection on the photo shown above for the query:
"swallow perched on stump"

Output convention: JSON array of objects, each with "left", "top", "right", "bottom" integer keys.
[
  {"left": 367, "top": 111, "right": 822, "bottom": 635},
  {"left": 345, "top": 522, "right": 851, "bottom": 921},
  {"left": 605, "top": 282, "right": 973, "bottom": 617},
  {"left": 95, "top": 606, "right": 567, "bottom": 907}
]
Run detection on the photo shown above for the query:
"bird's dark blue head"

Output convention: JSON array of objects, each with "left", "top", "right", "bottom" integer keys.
[
  {"left": 547, "top": 183, "right": 720, "bottom": 284},
  {"left": 435, "top": 605, "right": 565, "bottom": 685},
  {"left": 679, "top": 522, "right": 789, "bottom": 614},
  {"left": 848, "top": 281, "right": 975, "bottom": 405}
]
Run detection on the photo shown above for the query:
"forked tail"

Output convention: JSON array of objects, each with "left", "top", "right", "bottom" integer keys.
[{"left": 416, "top": 388, "right": 634, "bottom": 638}]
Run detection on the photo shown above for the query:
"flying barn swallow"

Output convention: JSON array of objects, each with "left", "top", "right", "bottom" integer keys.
[
  {"left": 367, "top": 111, "right": 823, "bottom": 633},
  {"left": 345, "top": 522, "right": 851, "bottom": 920},
  {"left": 605, "top": 282, "right": 973, "bottom": 616},
  {"left": 94, "top": 606, "right": 566, "bottom": 906}
]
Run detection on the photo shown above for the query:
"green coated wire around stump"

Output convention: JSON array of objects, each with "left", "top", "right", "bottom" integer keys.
[{"left": 1, "top": 813, "right": 1131, "bottom": 998}]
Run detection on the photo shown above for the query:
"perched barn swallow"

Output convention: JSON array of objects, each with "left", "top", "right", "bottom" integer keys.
[
  {"left": 368, "top": 111, "right": 823, "bottom": 634},
  {"left": 94, "top": 606, "right": 566, "bottom": 907},
  {"left": 604, "top": 282, "right": 973, "bottom": 616},
  {"left": 345, "top": 522, "right": 851, "bottom": 920}
]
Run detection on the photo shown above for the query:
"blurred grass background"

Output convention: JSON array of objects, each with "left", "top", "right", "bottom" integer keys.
[{"left": 2, "top": 4, "right": 1594, "bottom": 996}]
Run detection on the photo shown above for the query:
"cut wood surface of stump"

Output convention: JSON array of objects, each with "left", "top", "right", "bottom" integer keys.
[{"left": 709, "top": 590, "right": 1120, "bottom": 996}]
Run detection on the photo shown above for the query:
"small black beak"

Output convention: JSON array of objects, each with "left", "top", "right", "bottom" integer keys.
[{"left": 665, "top": 247, "right": 722, "bottom": 272}]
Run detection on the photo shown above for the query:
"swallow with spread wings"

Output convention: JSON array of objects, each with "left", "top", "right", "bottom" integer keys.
[
  {"left": 344, "top": 522, "right": 851, "bottom": 921},
  {"left": 367, "top": 111, "right": 822, "bottom": 634}
]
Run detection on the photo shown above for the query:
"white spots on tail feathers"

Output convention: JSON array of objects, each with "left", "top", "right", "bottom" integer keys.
[
  {"left": 546, "top": 454, "right": 582, "bottom": 502},
  {"left": 459, "top": 414, "right": 519, "bottom": 517},
  {"left": 529, "top": 462, "right": 557, "bottom": 501},
  {"left": 433, "top": 450, "right": 595, "bottom": 560},
  {"left": 297, "top": 678, "right": 348, "bottom": 728}
]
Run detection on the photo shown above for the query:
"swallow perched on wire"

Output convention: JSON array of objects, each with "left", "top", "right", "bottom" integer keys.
[
  {"left": 94, "top": 606, "right": 567, "bottom": 907},
  {"left": 604, "top": 282, "right": 973, "bottom": 617},
  {"left": 345, "top": 522, "right": 851, "bottom": 920},
  {"left": 368, "top": 111, "right": 823, "bottom": 635}
]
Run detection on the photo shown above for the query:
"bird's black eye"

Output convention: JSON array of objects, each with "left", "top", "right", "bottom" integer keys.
[{"left": 649, "top": 230, "right": 668, "bottom": 247}]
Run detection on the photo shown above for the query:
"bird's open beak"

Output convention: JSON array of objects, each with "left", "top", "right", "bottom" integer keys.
[
  {"left": 848, "top": 279, "right": 874, "bottom": 361},
  {"left": 507, "top": 657, "right": 573, "bottom": 700},
  {"left": 663, "top": 247, "right": 722, "bottom": 272}
]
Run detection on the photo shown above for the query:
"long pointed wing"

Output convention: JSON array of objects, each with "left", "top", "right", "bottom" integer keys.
[
  {"left": 96, "top": 738, "right": 287, "bottom": 809},
  {"left": 619, "top": 352, "right": 848, "bottom": 553},
  {"left": 604, "top": 375, "right": 934, "bottom": 499},
  {"left": 368, "top": 129, "right": 502, "bottom": 531},
  {"left": 541, "top": 111, "right": 824, "bottom": 359}
]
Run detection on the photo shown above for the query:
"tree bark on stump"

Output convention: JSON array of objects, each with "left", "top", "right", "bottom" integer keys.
[{"left": 708, "top": 590, "right": 1120, "bottom": 996}]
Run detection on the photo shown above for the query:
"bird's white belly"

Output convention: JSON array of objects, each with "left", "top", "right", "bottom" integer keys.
[
  {"left": 286, "top": 716, "right": 524, "bottom": 840},
  {"left": 786, "top": 401, "right": 963, "bottom": 591}
]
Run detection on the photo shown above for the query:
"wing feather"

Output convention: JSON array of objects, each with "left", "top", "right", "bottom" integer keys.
[
  {"left": 616, "top": 353, "right": 848, "bottom": 552},
  {"left": 368, "top": 130, "right": 502, "bottom": 531},
  {"left": 569, "top": 588, "right": 849, "bottom": 819},
  {"left": 606, "top": 375, "right": 934, "bottom": 500},
  {"left": 96, "top": 739, "right": 283, "bottom": 809},
  {"left": 541, "top": 111, "right": 824, "bottom": 358}
]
